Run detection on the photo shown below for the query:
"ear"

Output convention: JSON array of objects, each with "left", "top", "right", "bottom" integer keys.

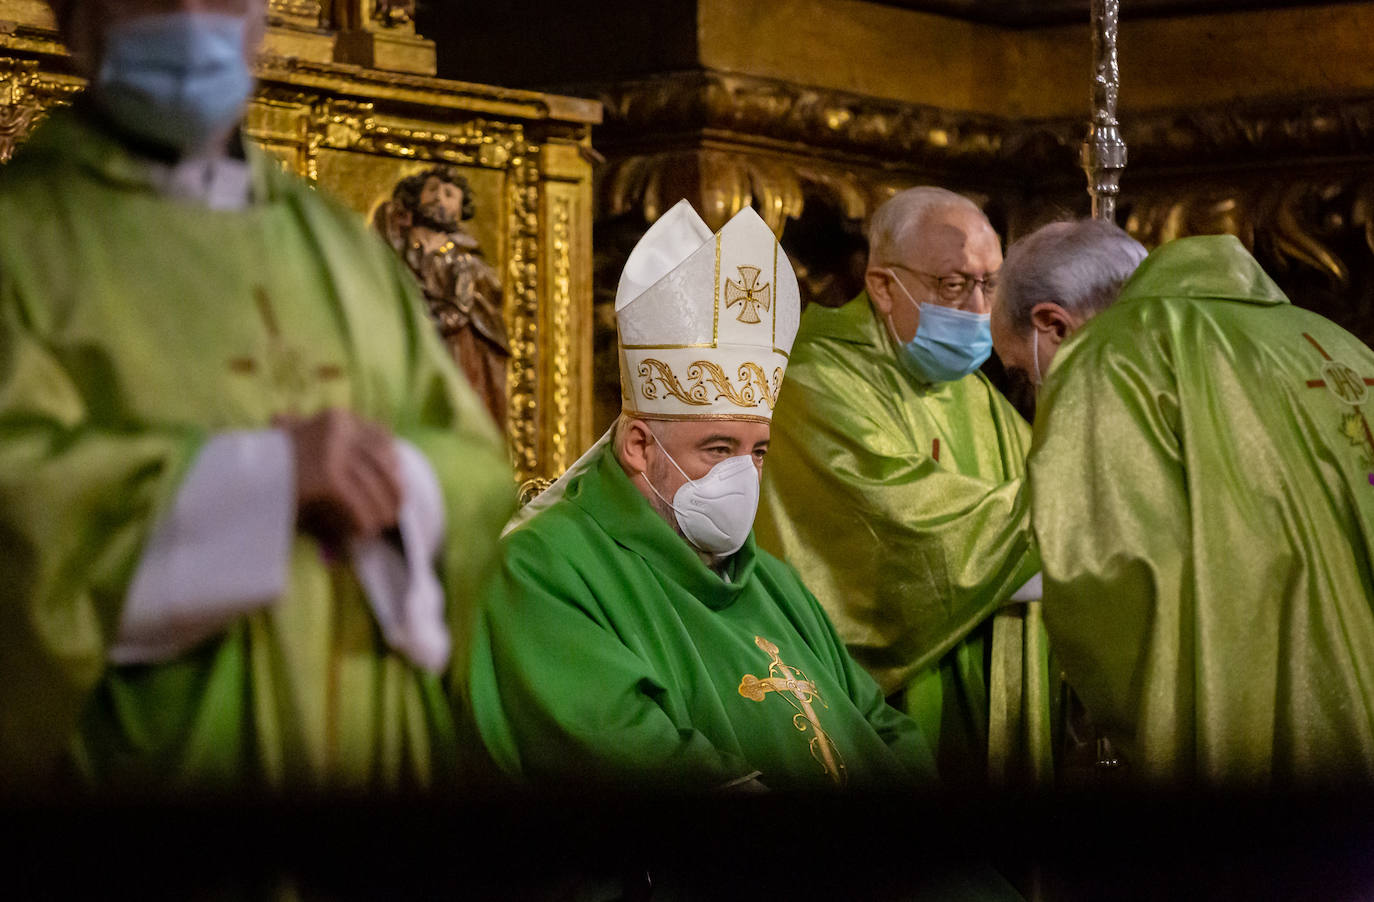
[
  {"left": 1030, "top": 303, "right": 1076, "bottom": 345},
  {"left": 616, "top": 418, "right": 655, "bottom": 476},
  {"left": 865, "top": 267, "right": 894, "bottom": 315}
]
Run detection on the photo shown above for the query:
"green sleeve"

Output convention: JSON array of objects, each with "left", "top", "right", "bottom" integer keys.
[
  {"left": 761, "top": 378, "right": 1040, "bottom": 693},
  {"left": 385, "top": 257, "right": 516, "bottom": 691},
  {"left": 1027, "top": 322, "right": 1187, "bottom": 767},
  {"left": 0, "top": 292, "right": 201, "bottom": 786},
  {"left": 470, "top": 529, "right": 753, "bottom": 789}
]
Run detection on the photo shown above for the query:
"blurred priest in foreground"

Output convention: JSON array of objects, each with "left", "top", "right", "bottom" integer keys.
[{"left": 0, "top": 0, "right": 514, "bottom": 795}]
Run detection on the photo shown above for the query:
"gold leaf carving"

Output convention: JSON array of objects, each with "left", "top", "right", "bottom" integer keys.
[{"left": 549, "top": 196, "right": 574, "bottom": 473}]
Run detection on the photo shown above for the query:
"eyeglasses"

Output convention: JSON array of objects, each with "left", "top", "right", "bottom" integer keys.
[{"left": 889, "top": 265, "right": 998, "bottom": 305}]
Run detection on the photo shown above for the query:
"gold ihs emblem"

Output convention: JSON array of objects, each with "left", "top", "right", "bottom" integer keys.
[
  {"left": 738, "top": 635, "right": 847, "bottom": 786},
  {"left": 724, "top": 265, "right": 772, "bottom": 324}
]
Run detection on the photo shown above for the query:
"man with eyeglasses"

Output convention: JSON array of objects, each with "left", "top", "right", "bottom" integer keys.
[{"left": 756, "top": 187, "right": 1046, "bottom": 788}]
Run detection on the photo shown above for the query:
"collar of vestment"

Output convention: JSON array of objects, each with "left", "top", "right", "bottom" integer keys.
[
  {"left": 1118, "top": 234, "right": 1292, "bottom": 308},
  {"left": 798, "top": 291, "right": 887, "bottom": 349},
  {"left": 563, "top": 442, "right": 761, "bottom": 610},
  {"left": 17, "top": 105, "right": 276, "bottom": 207}
]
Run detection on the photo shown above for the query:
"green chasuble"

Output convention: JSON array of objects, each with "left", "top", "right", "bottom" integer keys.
[
  {"left": 469, "top": 442, "right": 936, "bottom": 792},
  {"left": 1030, "top": 234, "right": 1374, "bottom": 788},
  {"left": 0, "top": 111, "right": 515, "bottom": 794},
  {"left": 755, "top": 293, "right": 1046, "bottom": 787}
]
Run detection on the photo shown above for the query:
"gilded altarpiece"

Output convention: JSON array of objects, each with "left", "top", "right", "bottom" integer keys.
[
  {"left": 0, "top": 0, "right": 599, "bottom": 483},
  {"left": 577, "top": 74, "right": 1374, "bottom": 428},
  {"left": 451, "top": 2, "right": 1374, "bottom": 430}
]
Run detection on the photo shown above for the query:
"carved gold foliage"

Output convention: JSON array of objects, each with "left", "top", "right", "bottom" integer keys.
[
  {"left": 596, "top": 72, "right": 1010, "bottom": 170},
  {"left": 505, "top": 141, "right": 543, "bottom": 480},
  {"left": 0, "top": 59, "right": 78, "bottom": 164},
  {"left": 372, "top": 0, "right": 414, "bottom": 27},
  {"left": 1123, "top": 176, "right": 1365, "bottom": 288},
  {"left": 268, "top": 0, "right": 323, "bottom": 21},
  {"left": 549, "top": 196, "right": 574, "bottom": 473},
  {"left": 602, "top": 148, "right": 901, "bottom": 236},
  {"left": 0, "top": 97, "right": 39, "bottom": 165},
  {"left": 517, "top": 477, "right": 554, "bottom": 507}
]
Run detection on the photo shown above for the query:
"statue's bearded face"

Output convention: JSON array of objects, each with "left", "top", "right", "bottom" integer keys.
[{"left": 415, "top": 176, "right": 465, "bottom": 232}]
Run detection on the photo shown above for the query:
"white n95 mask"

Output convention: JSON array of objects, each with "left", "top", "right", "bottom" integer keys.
[{"left": 641, "top": 444, "right": 760, "bottom": 556}]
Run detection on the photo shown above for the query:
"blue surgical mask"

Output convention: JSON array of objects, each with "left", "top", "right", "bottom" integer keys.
[
  {"left": 95, "top": 13, "right": 254, "bottom": 155},
  {"left": 884, "top": 268, "right": 993, "bottom": 384}
]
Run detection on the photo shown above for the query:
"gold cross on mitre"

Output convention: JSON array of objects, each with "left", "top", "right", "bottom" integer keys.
[
  {"left": 738, "top": 635, "right": 846, "bottom": 785},
  {"left": 724, "top": 264, "right": 772, "bottom": 324}
]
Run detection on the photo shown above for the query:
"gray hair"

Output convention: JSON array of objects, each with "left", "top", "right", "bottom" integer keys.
[
  {"left": 996, "top": 218, "right": 1147, "bottom": 330},
  {"left": 866, "top": 186, "right": 984, "bottom": 266}
]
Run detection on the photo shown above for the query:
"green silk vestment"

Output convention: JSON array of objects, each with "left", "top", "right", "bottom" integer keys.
[
  {"left": 755, "top": 294, "right": 1046, "bottom": 787},
  {"left": 0, "top": 111, "right": 515, "bottom": 794},
  {"left": 469, "top": 443, "right": 937, "bottom": 792},
  {"left": 1030, "top": 235, "right": 1374, "bottom": 787}
]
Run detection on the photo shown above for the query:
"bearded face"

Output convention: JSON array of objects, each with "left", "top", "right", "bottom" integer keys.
[{"left": 414, "top": 176, "right": 464, "bottom": 232}]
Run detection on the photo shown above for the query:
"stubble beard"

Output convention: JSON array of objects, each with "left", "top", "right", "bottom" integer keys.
[
  {"left": 645, "top": 453, "right": 686, "bottom": 541},
  {"left": 414, "top": 202, "right": 460, "bottom": 233}
]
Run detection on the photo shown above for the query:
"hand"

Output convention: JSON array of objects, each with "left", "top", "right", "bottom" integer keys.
[{"left": 277, "top": 409, "right": 402, "bottom": 547}]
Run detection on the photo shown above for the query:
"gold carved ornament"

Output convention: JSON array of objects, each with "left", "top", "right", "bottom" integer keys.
[{"left": 549, "top": 196, "right": 575, "bottom": 474}]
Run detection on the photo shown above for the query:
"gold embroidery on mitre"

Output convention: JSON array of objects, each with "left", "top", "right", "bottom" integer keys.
[
  {"left": 738, "top": 635, "right": 847, "bottom": 786},
  {"left": 724, "top": 264, "right": 772, "bottom": 324},
  {"left": 636, "top": 359, "right": 782, "bottom": 410}
]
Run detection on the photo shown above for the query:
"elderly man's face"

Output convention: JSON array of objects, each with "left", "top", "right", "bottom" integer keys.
[
  {"left": 57, "top": 0, "right": 267, "bottom": 73},
  {"left": 872, "top": 205, "right": 1002, "bottom": 344}
]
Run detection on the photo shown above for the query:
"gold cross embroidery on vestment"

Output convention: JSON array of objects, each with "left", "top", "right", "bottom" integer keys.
[{"left": 738, "top": 635, "right": 847, "bottom": 786}]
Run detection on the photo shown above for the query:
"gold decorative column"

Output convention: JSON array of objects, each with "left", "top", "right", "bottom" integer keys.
[{"left": 330, "top": 0, "right": 437, "bottom": 76}]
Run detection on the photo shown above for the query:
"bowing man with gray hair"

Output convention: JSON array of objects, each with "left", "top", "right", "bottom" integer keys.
[{"left": 995, "top": 218, "right": 1374, "bottom": 789}]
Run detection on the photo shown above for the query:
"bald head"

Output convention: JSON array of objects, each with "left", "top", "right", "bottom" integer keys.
[
  {"left": 866, "top": 186, "right": 988, "bottom": 268},
  {"left": 863, "top": 187, "right": 1001, "bottom": 344}
]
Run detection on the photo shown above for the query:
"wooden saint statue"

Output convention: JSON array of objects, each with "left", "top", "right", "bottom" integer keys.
[{"left": 376, "top": 166, "right": 511, "bottom": 430}]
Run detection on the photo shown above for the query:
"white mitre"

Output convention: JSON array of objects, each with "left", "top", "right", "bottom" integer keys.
[{"left": 616, "top": 200, "right": 801, "bottom": 423}]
